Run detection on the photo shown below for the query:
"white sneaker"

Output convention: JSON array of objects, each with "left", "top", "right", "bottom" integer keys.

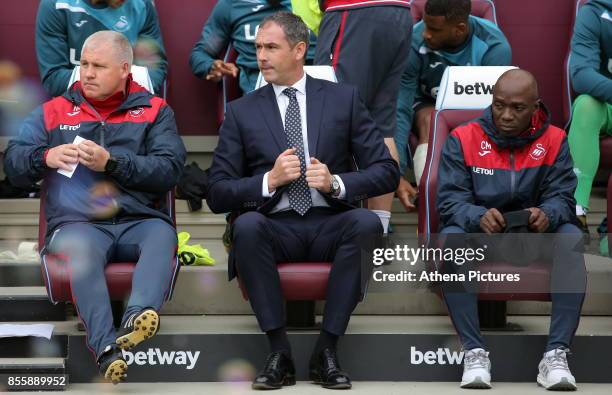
[
  {"left": 537, "top": 348, "right": 577, "bottom": 391},
  {"left": 460, "top": 348, "right": 492, "bottom": 389}
]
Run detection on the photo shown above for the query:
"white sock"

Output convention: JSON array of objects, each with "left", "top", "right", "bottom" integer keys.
[
  {"left": 413, "top": 143, "right": 428, "bottom": 186},
  {"left": 576, "top": 205, "right": 587, "bottom": 216},
  {"left": 371, "top": 210, "right": 391, "bottom": 234}
]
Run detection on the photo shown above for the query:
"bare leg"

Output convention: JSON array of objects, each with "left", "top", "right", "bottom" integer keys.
[{"left": 368, "top": 137, "right": 400, "bottom": 233}]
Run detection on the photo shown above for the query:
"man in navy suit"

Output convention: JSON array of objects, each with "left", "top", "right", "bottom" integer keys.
[{"left": 207, "top": 11, "right": 399, "bottom": 391}]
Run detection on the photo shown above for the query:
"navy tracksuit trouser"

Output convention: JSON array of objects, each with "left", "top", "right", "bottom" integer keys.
[
  {"left": 45, "top": 219, "right": 178, "bottom": 358},
  {"left": 440, "top": 223, "right": 586, "bottom": 352}
]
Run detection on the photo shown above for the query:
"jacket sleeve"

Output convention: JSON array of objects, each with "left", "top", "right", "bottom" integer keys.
[
  {"left": 3, "top": 106, "right": 49, "bottom": 188},
  {"left": 35, "top": 0, "right": 73, "bottom": 97},
  {"left": 394, "top": 46, "right": 421, "bottom": 174},
  {"left": 481, "top": 35, "right": 512, "bottom": 66},
  {"left": 569, "top": 5, "right": 612, "bottom": 103},
  {"left": 106, "top": 104, "right": 186, "bottom": 193},
  {"left": 436, "top": 134, "right": 487, "bottom": 232},
  {"left": 537, "top": 137, "right": 577, "bottom": 231},
  {"left": 189, "top": 0, "right": 232, "bottom": 79},
  {"left": 206, "top": 103, "right": 267, "bottom": 213},
  {"left": 337, "top": 87, "right": 400, "bottom": 203},
  {"left": 138, "top": 0, "right": 168, "bottom": 95}
]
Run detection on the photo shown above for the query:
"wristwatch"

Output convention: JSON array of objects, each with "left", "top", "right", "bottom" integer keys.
[
  {"left": 329, "top": 175, "right": 341, "bottom": 198},
  {"left": 104, "top": 156, "right": 118, "bottom": 174}
]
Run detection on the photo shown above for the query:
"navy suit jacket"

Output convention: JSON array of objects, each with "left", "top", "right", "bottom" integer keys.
[{"left": 207, "top": 75, "right": 400, "bottom": 216}]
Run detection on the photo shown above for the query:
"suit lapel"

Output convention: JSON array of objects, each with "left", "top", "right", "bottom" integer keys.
[
  {"left": 306, "top": 76, "right": 324, "bottom": 158},
  {"left": 257, "top": 84, "right": 286, "bottom": 152}
]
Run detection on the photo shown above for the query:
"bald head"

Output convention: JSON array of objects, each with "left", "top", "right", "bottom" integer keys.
[
  {"left": 494, "top": 69, "right": 539, "bottom": 101},
  {"left": 491, "top": 69, "right": 540, "bottom": 136},
  {"left": 82, "top": 30, "right": 133, "bottom": 67}
]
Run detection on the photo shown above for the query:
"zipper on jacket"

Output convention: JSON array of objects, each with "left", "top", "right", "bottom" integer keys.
[
  {"left": 509, "top": 148, "right": 516, "bottom": 200},
  {"left": 82, "top": 102, "right": 122, "bottom": 149},
  {"left": 100, "top": 121, "right": 106, "bottom": 147}
]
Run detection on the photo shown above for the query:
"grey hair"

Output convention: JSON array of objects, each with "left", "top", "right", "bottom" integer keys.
[
  {"left": 260, "top": 11, "right": 309, "bottom": 52},
  {"left": 81, "top": 30, "right": 133, "bottom": 66}
]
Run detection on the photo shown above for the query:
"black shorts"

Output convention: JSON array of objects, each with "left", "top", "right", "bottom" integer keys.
[{"left": 315, "top": 6, "right": 413, "bottom": 138}]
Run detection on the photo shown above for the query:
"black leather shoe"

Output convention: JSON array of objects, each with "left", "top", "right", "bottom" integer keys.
[
  {"left": 252, "top": 352, "right": 296, "bottom": 390},
  {"left": 309, "top": 348, "right": 352, "bottom": 389}
]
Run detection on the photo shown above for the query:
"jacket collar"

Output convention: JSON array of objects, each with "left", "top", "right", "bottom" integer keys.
[
  {"left": 477, "top": 102, "right": 551, "bottom": 149},
  {"left": 256, "top": 74, "right": 325, "bottom": 155},
  {"left": 63, "top": 76, "right": 154, "bottom": 112}
]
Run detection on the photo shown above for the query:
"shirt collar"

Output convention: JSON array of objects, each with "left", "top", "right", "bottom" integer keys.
[{"left": 272, "top": 71, "right": 307, "bottom": 99}]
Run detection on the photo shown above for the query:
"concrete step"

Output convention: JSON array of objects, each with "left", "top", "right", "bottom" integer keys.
[
  {"left": 0, "top": 189, "right": 608, "bottom": 215},
  {"left": 21, "top": 315, "right": 612, "bottom": 383},
  {"left": 0, "top": 357, "right": 64, "bottom": 372},
  {"left": 0, "top": 209, "right": 420, "bottom": 241},
  {"left": 162, "top": 247, "right": 612, "bottom": 316},
  {"left": 47, "top": 382, "right": 612, "bottom": 394},
  {"left": 0, "top": 186, "right": 607, "bottom": 240},
  {"left": 0, "top": 357, "right": 66, "bottom": 390},
  {"left": 2, "top": 240, "right": 612, "bottom": 316},
  {"left": 0, "top": 286, "right": 66, "bottom": 321},
  {"left": 1, "top": 211, "right": 608, "bottom": 240},
  {"left": 0, "top": 261, "right": 42, "bottom": 286},
  {"left": 41, "top": 315, "right": 612, "bottom": 383}
]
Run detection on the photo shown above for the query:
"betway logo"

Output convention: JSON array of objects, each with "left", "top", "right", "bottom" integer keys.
[
  {"left": 410, "top": 346, "right": 463, "bottom": 365},
  {"left": 122, "top": 348, "right": 200, "bottom": 370},
  {"left": 454, "top": 82, "right": 494, "bottom": 95}
]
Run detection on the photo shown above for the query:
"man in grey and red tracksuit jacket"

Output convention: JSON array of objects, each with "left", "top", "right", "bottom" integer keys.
[
  {"left": 4, "top": 31, "right": 185, "bottom": 384},
  {"left": 436, "top": 69, "right": 585, "bottom": 390}
]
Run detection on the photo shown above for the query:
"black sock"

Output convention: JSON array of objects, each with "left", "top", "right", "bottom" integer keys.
[
  {"left": 314, "top": 329, "right": 339, "bottom": 354},
  {"left": 266, "top": 327, "right": 291, "bottom": 356}
]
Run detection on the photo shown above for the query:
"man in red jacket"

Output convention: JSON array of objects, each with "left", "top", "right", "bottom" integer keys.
[
  {"left": 437, "top": 69, "right": 586, "bottom": 390},
  {"left": 4, "top": 31, "right": 185, "bottom": 384}
]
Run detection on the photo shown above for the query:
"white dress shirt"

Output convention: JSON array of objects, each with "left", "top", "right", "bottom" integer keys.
[{"left": 261, "top": 72, "right": 346, "bottom": 213}]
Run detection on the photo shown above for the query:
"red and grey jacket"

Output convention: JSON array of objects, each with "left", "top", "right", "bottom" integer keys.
[
  {"left": 436, "top": 105, "right": 577, "bottom": 233},
  {"left": 4, "top": 79, "right": 186, "bottom": 240},
  {"left": 322, "top": 0, "right": 411, "bottom": 12}
]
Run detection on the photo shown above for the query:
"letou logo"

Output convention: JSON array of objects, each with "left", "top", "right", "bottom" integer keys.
[
  {"left": 410, "top": 346, "right": 464, "bottom": 365},
  {"left": 121, "top": 348, "right": 200, "bottom": 370},
  {"left": 59, "top": 124, "right": 80, "bottom": 131},
  {"left": 454, "top": 81, "right": 494, "bottom": 95}
]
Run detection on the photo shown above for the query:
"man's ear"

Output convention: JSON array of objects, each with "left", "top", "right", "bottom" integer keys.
[
  {"left": 294, "top": 41, "right": 307, "bottom": 62},
  {"left": 121, "top": 62, "right": 130, "bottom": 79},
  {"left": 454, "top": 21, "right": 468, "bottom": 36}
]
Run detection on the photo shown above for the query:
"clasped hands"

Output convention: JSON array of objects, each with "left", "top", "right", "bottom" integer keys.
[
  {"left": 480, "top": 207, "right": 549, "bottom": 234},
  {"left": 45, "top": 140, "right": 110, "bottom": 172},
  {"left": 267, "top": 148, "right": 332, "bottom": 194}
]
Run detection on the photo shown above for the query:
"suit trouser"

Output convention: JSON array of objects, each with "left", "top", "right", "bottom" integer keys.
[
  {"left": 233, "top": 208, "right": 382, "bottom": 335},
  {"left": 439, "top": 223, "right": 586, "bottom": 352},
  {"left": 45, "top": 219, "right": 178, "bottom": 358}
]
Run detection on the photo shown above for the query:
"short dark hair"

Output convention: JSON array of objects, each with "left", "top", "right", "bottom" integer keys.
[
  {"left": 260, "top": 11, "right": 310, "bottom": 50},
  {"left": 425, "top": 0, "right": 471, "bottom": 23}
]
